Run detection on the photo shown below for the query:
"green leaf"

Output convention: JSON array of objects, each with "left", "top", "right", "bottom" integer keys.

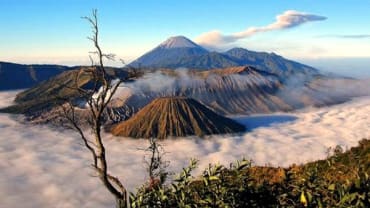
[
  {"left": 328, "top": 184, "right": 336, "bottom": 191},
  {"left": 306, "top": 191, "right": 313, "bottom": 203},
  {"left": 203, "top": 178, "right": 209, "bottom": 186},
  {"left": 300, "top": 191, "right": 308, "bottom": 207},
  {"left": 161, "top": 195, "right": 167, "bottom": 201},
  {"left": 355, "top": 179, "right": 361, "bottom": 189},
  {"left": 340, "top": 193, "right": 357, "bottom": 204},
  {"left": 237, "top": 160, "right": 251, "bottom": 171},
  {"left": 209, "top": 176, "right": 219, "bottom": 181},
  {"left": 318, "top": 199, "right": 323, "bottom": 208},
  {"left": 181, "top": 191, "right": 185, "bottom": 200}
]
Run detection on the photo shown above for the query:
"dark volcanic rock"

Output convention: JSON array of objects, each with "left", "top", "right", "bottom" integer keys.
[{"left": 111, "top": 97, "right": 246, "bottom": 139}]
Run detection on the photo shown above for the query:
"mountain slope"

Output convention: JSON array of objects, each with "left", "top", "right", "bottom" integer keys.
[
  {"left": 112, "top": 66, "right": 290, "bottom": 115},
  {"left": 158, "top": 35, "right": 202, "bottom": 48},
  {"left": 158, "top": 52, "right": 240, "bottom": 70},
  {"left": 130, "top": 36, "right": 208, "bottom": 67},
  {"left": 4, "top": 66, "right": 369, "bottom": 126},
  {"left": 111, "top": 97, "right": 246, "bottom": 139},
  {"left": 0, "top": 62, "right": 72, "bottom": 90},
  {"left": 112, "top": 66, "right": 369, "bottom": 116},
  {"left": 1, "top": 67, "right": 128, "bottom": 115},
  {"left": 224, "top": 48, "right": 318, "bottom": 75},
  {"left": 129, "top": 35, "right": 319, "bottom": 76},
  {"left": 149, "top": 48, "right": 318, "bottom": 75}
]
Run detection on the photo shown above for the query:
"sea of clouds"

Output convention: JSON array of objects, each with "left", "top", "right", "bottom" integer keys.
[{"left": 0, "top": 91, "right": 369, "bottom": 207}]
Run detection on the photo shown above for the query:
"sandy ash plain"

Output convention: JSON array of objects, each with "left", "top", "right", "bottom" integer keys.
[{"left": 0, "top": 90, "right": 369, "bottom": 207}]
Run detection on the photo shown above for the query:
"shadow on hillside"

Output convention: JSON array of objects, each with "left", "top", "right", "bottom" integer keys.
[{"left": 233, "top": 114, "right": 298, "bottom": 131}]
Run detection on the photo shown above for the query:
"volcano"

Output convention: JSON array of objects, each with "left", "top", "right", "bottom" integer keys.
[
  {"left": 129, "top": 35, "right": 318, "bottom": 76},
  {"left": 129, "top": 36, "right": 208, "bottom": 68},
  {"left": 111, "top": 97, "right": 246, "bottom": 139}
]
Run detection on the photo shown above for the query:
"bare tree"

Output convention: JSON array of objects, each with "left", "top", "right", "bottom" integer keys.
[
  {"left": 61, "top": 9, "right": 128, "bottom": 208},
  {"left": 142, "top": 138, "right": 169, "bottom": 189}
]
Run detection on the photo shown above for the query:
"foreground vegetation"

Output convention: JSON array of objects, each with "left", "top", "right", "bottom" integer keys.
[{"left": 130, "top": 139, "right": 369, "bottom": 207}]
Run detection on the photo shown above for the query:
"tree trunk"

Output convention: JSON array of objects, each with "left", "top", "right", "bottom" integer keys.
[{"left": 115, "top": 197, "right": 127, "bottom": 208}]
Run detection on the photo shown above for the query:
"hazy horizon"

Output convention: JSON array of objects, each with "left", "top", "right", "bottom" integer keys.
[{"left": 2, "top": 56, "right": 369, "bottom": 79}]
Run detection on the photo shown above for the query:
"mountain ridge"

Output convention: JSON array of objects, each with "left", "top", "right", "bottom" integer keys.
[
  {"left": 3, "top": 65, "right": 368, "bottom": 128},
  {"left": 0, "top": 62, "right": 73, "bottom": 90},
  {"left": 129, "top": 35, "right": 319, "bottom": 76}
]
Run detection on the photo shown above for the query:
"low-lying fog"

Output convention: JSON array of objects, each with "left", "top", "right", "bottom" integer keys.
[{"left": 1, "top": 91, "right": 369, "bottom": 208}]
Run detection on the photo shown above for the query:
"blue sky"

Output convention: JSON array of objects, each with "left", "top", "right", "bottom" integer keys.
[{"left": 0, "top": 0, "right": 369, "bottom": 74}]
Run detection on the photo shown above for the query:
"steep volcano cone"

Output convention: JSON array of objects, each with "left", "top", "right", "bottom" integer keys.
[{"left": 111, "top": 97, "right": 245, "bottom": 139}]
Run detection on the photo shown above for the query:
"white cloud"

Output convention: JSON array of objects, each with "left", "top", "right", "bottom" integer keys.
[
  {"left": 317, "top": 34, "right": 370, "bottom": 39},
  {"left": 0, "top": 90, "right": 23, "bottom": 108},
  {"left": 195, "top": 10, "right": 327, "bottom": 47},
  {"left": 0, "top": 91, "right": 369, "bottom": 207}
]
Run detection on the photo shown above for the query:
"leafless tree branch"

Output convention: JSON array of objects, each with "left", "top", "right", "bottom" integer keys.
[{"left": 60, "top": 9, "right": 129, "bottom": 207}]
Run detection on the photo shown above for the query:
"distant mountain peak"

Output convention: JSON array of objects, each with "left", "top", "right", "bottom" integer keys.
[
  {"left": 159, "top": 36, "right": 203, "bottom": 49},
  {"left": 130, "top": 35, "right": 208, "bottom": 67},
  {"left": 130, "top": 36, "right": 317, "bottom": 76}
]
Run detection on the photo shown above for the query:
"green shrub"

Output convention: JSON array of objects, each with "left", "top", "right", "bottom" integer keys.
[{"left": 130, "top": 139, "right": 370, "bottom": 207}]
